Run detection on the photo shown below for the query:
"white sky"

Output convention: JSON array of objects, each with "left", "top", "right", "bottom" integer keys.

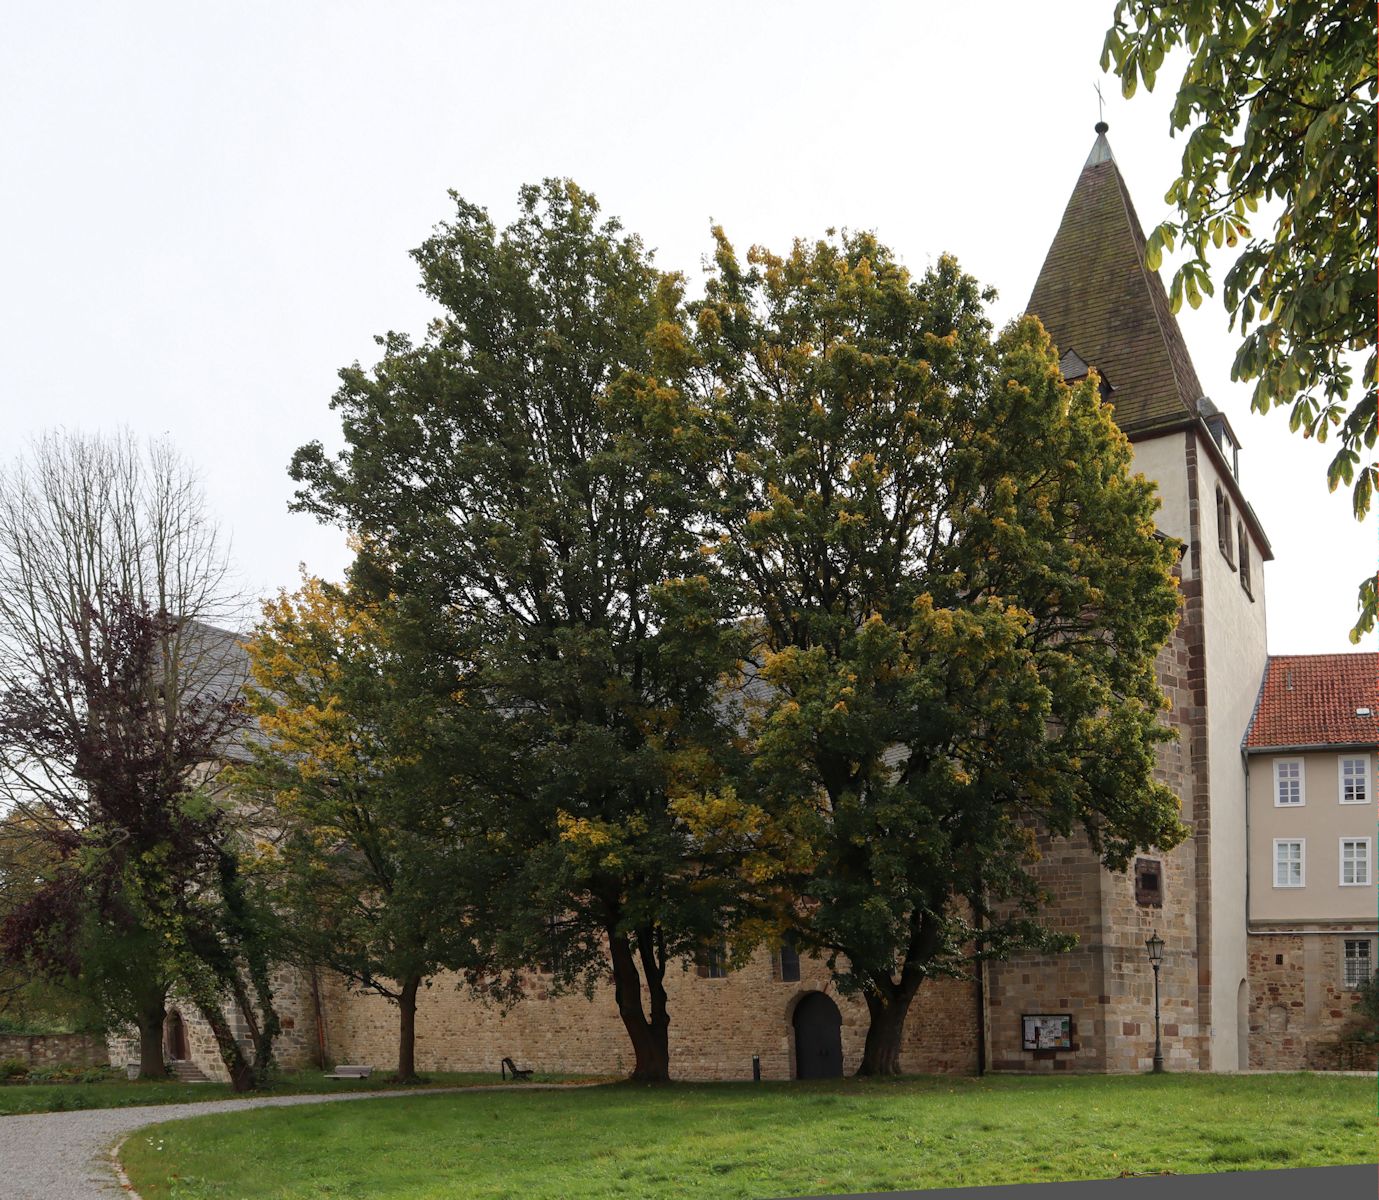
[{"left": 1, "top": 1, "right": 1371, "bottom": 654}]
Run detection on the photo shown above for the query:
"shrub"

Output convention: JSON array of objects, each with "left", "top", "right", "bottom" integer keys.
[
  {"left": 0, "top": 1059, "right": 29, "bottom": 1080},
  {"left": 77, "top": 1066, "right": 117, "bottom": 1084},
  {"left": 1345, "top": 974, "right": 1379, "bottom": 1043}
]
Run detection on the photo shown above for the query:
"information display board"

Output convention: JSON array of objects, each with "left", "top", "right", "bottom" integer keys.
[{"left": 1021, "top": 1013, "right": 1072, "bottom": 1050}]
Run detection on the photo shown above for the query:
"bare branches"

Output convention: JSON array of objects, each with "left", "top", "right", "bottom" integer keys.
[{"left": 0, "top": 430, "right": 243, "bottom": 819}]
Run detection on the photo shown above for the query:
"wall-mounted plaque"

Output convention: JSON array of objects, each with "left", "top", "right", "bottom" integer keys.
[{"left": 1021, "top": 1013, "right": 1072, "bottom": 1051}]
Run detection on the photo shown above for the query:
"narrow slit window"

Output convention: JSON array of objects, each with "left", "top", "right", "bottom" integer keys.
[
  {"left": 1134, "top": 857, "right": 1163, "bottom": 907},
  {"left": 1216, "top": 488, "right": 1235, "bottom": 566},
  {"left": 777, "top": 934, "right": 801, "bottom": 983}
]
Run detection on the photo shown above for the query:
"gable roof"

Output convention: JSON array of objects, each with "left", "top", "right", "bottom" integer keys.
[
  {"left": 1244, "top": 653, "right": 1379, "bottom": 750},
  {"left": 1028, "top": 127, "right": 1205, "bottom": 438}
]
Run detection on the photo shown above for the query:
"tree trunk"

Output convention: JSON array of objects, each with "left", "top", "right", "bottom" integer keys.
[
  {"left": 608, "top": 930, "right": 670, "bottom": 1082},
  {"left": 856, "top": 982, "right": 921, "bottom": 1077},
  {"left": 394, "top": 974, "right": 423, "bottom": 1083},
  {"left": 227, "top": 963, "right": 280, "bottom": 1086},
  {"left": 195, "top": 997, "right": 256, "bottom": 1092},
  {"left": 136, "top": 993, "right": 167, "bottom": 1080}
]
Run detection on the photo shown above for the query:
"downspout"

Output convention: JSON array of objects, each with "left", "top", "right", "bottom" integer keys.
[{"left": 1242, "top": 748, "right": 1251, "bottom": 939}]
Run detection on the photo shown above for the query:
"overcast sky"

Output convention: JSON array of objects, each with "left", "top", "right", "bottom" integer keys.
[{"left": 1, "top": 2, "right": 1370, "bottom": 654}]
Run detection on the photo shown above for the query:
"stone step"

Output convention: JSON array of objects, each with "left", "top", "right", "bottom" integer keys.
[{"left": 168, "top": 1059, "right": 210, "bottom": 1082}]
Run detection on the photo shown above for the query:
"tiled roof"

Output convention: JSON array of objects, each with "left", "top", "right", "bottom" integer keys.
[
  {"left": 1028, "top": 132, "right": 1205, "bottom": 437},
  {"left": 1244, "top": 653, "right": 1379, "bottom": 750}
]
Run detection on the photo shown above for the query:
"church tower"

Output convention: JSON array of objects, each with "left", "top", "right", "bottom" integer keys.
[{"left": 982, "top": 124, "right": 1272, "bottom": 1073}]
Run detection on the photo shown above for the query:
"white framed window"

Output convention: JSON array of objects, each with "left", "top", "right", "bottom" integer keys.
[
  {"left": 1273, "top": 758, "right": 1304, "bottom": 806},
  {"left": 1340, "top": 838, "right": 1371, "bottom": 886},
  {"left": 1273, "top": 839, "right": 1304, "bottom": 888},
  {"left": 1339, "top": 756, "right": 1370, "bottom": 804},
  {"left": 1343, "top": 940, "right": 1373, "bottom": 989}
]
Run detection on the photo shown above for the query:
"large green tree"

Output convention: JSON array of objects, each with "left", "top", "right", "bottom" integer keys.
[
  {"left": 694, "top": 233, "right": 1188, "bottom": 1074},
  {"left": 290, "top": 181, "right": 769, "bottom": 1082},
  {"left": 1103, "top": 0, "right": 1377, "bottom": 637}
]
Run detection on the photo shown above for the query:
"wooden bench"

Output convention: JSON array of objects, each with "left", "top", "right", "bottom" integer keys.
[
  {"left": 500, "top": 1056, "right": 532, "bottom": 1081},
  {"left": 323, "top": 1064, "right": 374, "bottom": 1079}
]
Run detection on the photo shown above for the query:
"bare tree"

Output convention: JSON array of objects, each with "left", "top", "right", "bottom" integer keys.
[{"left": 0, "top": 431, "right": 274, "bottom": 1086}]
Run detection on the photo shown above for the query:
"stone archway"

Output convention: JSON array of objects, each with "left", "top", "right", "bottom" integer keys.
[
  {"left": 164, "top": 1008, "right": 189, "bottom": 1062},
  {"left": 792, "top": 991, "right": 843, "bottom": 1079}
]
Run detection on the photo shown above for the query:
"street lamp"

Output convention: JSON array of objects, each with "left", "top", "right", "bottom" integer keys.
[{"left": 1145, "top": 931, "right": 1165, "bottom": 1074}]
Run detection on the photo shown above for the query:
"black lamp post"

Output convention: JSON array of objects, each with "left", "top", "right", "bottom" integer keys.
[{"left": 1145, "top": 931, "right": 1165, "bottom": 1073}]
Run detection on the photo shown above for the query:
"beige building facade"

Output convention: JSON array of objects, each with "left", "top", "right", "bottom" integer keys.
[{"left": 1243, "top": 654, "right": 1378, "bottom": 1069}]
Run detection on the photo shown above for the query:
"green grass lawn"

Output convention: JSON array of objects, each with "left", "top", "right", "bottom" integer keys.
[
  {"left": 0, "top": 1070, "right": 581, "bottom": 1116},
  {"left": 119, "top": 1073, "right": 1377, "bottom": 1199}
]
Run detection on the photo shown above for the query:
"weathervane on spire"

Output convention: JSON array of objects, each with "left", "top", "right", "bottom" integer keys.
[{"left": 1094, "top": 82, "right": 1108, "bottom": 134}]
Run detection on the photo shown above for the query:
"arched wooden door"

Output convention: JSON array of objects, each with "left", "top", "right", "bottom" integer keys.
[
  {"left": 793, "top": 992, "right": 843, "bottom": 1079},
  {"left": 164, "top": 1009, "right": 189, "bottom": 1061}
]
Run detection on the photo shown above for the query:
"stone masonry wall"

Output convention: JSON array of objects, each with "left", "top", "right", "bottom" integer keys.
[
  {"left": 110, "top": 965, "right": 322, "bottom": 1083},
  {"left": 177, "top": 964, "right": 322, "bottom": 1083},
  {"left": 319, "top": 946, "right": 977, "bottom": 1081},
  {"left": 984, "top": 609, "right": 1207, "bottom": 1073},
  {"left": 0, "top": 1033, "right": 109, "bottom": 1070},
  {"left": 1247, "top": 934, "right": 1376, "bottom": 1070}
]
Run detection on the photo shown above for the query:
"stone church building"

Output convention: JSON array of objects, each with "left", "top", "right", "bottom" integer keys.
[{"left": 136, "top": 125, "right": 1375, "bottom": 1083}]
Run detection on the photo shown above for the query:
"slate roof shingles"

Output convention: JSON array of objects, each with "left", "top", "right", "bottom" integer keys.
[{"left": 1027, "top": 141, "right": 1205, "bottom": 437}]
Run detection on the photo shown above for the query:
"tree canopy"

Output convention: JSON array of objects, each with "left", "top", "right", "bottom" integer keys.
[
  {"left": 239, "top": 574, "right": 481, "bottom": 1082},
  {"left": 290, "top": 180, "right": 1193, "bottom": 1079},
  {"left": 693, "top": 231, "right": 1188, "bottom": 1073},
  {"left": 290, "top": 181, "right": 770, "bottom": 1082},
  {"left": 1103, "top": 0, "right": 1377, "bottom": 637}
]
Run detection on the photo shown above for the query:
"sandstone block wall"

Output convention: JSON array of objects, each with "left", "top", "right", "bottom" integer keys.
[
  {"left": 985, "top": 616, "right": 1207, "bottom": 1074},
  {"left": 1247, "top": 933, "right": 1374, "bottom": 1070},
  {"left": 318, "top": 945, "right": 977, "bottom": 1081},
  {"left": 984, "top": 838, "right": 1202, "bottom": 1073},
  {"left": 0, "top": 1033, "right": 109, "bottom": 1070},
  {"left": 108, "top": 965, "right": 322, "bottom": 1083}
]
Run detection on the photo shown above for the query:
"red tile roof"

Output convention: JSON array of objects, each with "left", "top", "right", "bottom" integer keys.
[{"left": 1244, "top": 653, "right": 1379, "bottom": 750}]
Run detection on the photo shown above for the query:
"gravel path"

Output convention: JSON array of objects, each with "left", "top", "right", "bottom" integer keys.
[{"left": 0, "top": 1083, "right": 578, "bottom": 1200}]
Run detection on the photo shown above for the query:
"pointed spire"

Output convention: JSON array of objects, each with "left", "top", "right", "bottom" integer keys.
[
  {"left": 1027, "top": 126, "right": 1205, "bottom": 437},
  {"left": 1086, "top": 120, "right": 1115, "bottom": 167}
]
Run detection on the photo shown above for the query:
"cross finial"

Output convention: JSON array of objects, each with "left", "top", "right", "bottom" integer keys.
[{"left": 1094, "top": 83, "right": 1108, "bottom": 134}]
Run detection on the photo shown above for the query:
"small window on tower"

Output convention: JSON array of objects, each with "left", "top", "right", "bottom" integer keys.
[
  {"left": 1216, "top": 488, "right": 1235, "bottom": 567},
  {"left": 1134, "top": 857, "right": 1163, "bottom": 907},
  {"left": 1238, "top": 522, "right": 1252, "bottom": 598}
]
